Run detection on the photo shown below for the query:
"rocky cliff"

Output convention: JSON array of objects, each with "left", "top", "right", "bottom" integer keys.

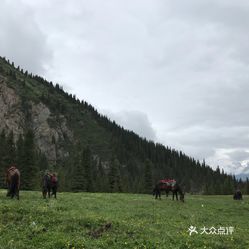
[{"left": 0, "top": 75, "right": 73, "bottom": 163}]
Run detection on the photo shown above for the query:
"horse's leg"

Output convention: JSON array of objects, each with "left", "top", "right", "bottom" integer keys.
[
  {"left": 42, "top": 187, "right": 46, "bottom": 198},
  {"left": 10, "top": 188, "right": 14, "bottom": 199},
  {"left": 10, "top": 181, "right": 15, "bottom": 199},
  {"left": 172, "top": 191, "right": 174, "bottom": 201},
  {"left": 6, "top": 181, "right": 11, "bottom": 197},
  {"left": 16, "top": 188, "right": 19, "bottom": 200},
  {"left": 51, "top": 187, "right": 54, "bottom": 197},
  {"left": 14, "top": 183, "right": 19, "bottom": 199},
  {"left": 54, "top": 187, "right": 57, "bottom": 198},
  {"left": 176, "top": 191, "right": 178, "bottom": 201}
]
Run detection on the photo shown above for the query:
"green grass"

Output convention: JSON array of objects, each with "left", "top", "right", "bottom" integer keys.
[{"left": 0, "top": 190, "right": 248, "bottom": 249}]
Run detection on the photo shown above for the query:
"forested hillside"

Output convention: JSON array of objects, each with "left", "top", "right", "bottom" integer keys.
[{"left": 0, "top": 56, "right": 248, "bottom": 194}]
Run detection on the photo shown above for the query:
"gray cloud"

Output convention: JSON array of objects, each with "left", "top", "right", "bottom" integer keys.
[
  {"left": 0, "top": 0, "right": 52, "bottom": 75},
  {"left": 226, "top": 150, "right": 249, "bottom": 162},
  {"left": 2, "top": 0, "right": 249, "bottom": 174},
  {"left": 103, "top": 110, "right": 157, "bottom": 141},
  {"left": 242, "top": 163, "right": 249, "bottom": 174}
]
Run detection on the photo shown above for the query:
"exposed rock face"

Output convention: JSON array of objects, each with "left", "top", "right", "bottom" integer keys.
[
  {"left": 31, "top": 103, "right": 57, "bottom": 163},
  {"left": 0, "top": 77, "right": 73, "bottom": 163},
  {"left": 0, "top": 77, "right": 24, "bottom": 138},
  {"left": 31, "top": 103, "right": 73, "bottom": 162}
]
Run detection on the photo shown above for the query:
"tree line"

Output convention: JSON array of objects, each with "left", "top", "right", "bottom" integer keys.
[{"left": 1, "top": 129, "right": 249, "bottom": 195}]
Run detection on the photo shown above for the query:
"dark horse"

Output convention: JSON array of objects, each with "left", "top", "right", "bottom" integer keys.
[
  {"left": 42, "top": 172, "right": 52, "bottom": 199},
  {"left": 6, "top": 166, "right": 20, "bottom": 200},
  {"left": 153, "top": 179, "right": 185, "bottom": 202},
  {"left": 233, "top": 190, "right": 242, "bottom": 200},
  {"left": 171, "top": 183, "right": 185, "bottom": 202}
]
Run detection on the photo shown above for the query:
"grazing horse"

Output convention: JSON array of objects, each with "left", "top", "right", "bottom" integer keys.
[
  {"left": 42, "top": 173, "right": 52, "bottom": 199},
  {"left": 154, "top": 179, "right": 185, "bottom": 202},
  {"left": 171, "top": 183, "right": 185, "bottom": 202},
  {"left": 233, "top": 190, "right": 242, "bottom": 200},
  {"left": 6, "top": 166, "right": 20, "bottom": 200}
]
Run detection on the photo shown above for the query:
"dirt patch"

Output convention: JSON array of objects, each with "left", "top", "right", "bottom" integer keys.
[{"left": 88, "top": 222, "right": 112, "bottom": 239}]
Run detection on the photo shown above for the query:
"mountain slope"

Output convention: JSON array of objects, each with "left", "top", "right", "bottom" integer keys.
[{"left": 0, "top": 56, "right": 245, "bottom": 194}]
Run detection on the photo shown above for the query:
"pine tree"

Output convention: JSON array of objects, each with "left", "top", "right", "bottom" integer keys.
[
  {"left": 96, "top": 159, "right": 108, "bottom": 192},
  {"left": 0, "top": 130, "right": 7, "bottom": 187},
  {"left": 82, "top": 146, "right": 93, "bottom": 192},
  {"left": 91, "top": 157, "right": 98, "bottom": 191},
  {"left": 71, "top": 151, "right": 85, "bottom": 192},
  {"left": 16, "top": 134, "right": 25, "bottom": 173},
  {"left": 109, "top": 157, "right": 122, "bottom": 192},
  {"left": 22, "top": 130, "right": 37, "bottom": 190},
  {"left": 5, "top": 131, "right": 16, "bottom": 165},
  {"left": 144, "top": 159, "right": 153, "bottom": 194},
  {"left": 37, "top": 153, "right": 49, "bottom": 171}
]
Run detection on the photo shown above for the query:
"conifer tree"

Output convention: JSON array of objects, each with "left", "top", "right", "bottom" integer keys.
[
  {"left": 16, "top": 134, "right": 25, "bottom": 173},
  {"left": 96, "top": 159, "right": 108, "bottom": 192},
  {"left": 82, "top": 146, "right": 93, "bottom": 192},
  {"left": 37, "top": 153, "right": 49, "bottom": 171},
  {"left": 109, "top": 157, "right": 122, "bottom": 192},
  {"left": 144, "top": 159, "right": 153, "bottom": 194},
  {"left": 71, "top": 151, "right": 85, "bottom": 192},
  {"left": 6, "top": 131, "right": 16, "bottom": 165},
  {"left": 0, "top": 130, "right": 7, "bottom": 187},
  {"left": 22, "top": 129, "right": 37, "bottom": 190}
]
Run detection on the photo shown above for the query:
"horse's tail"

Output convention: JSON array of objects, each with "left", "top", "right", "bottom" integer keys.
[{"left": 16, "top": 169, "right": 20, "bottom": 189}]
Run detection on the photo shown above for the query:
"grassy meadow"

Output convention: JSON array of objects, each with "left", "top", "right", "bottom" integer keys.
[{"left": 0, "top": 190, "right": 248, "bottom": 249}]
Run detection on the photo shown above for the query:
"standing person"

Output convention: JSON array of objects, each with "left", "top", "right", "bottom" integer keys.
[{"left": 51, "top": 173, "right": 58, "bottom": 198}]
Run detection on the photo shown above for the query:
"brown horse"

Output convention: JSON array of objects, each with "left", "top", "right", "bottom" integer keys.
[
  {"left": 154, "top": 179, "right": 185, "bottom": 202},
  {"left": 6, "top": 166, "right": 20, "bottom": 200}
]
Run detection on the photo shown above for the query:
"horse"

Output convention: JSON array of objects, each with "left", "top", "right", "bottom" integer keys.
[
  {"left": 233, "top": 190, "right": 242, "bottom": 200},
  {"left": 154, "top": 179, "right": 185, "bottom": 202},
  {"left": 6, "top": 166, "right": 20, "bottom": 200},
  {"left": 171, "top": 183, "right": 185, "bottom": 202},
  {"left": 42, "top": 172, "right": 52, "bottom": 199}
]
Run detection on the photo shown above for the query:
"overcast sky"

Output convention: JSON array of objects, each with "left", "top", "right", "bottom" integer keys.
[{"left": 1, "top": 0, "right": 249, "bottom": 175}]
